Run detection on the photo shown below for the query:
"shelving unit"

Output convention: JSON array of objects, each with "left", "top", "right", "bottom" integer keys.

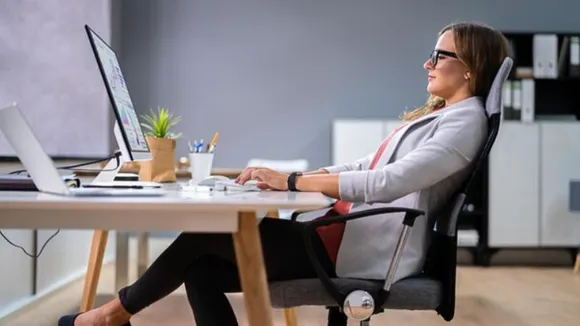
[
  {"left": 330, "top": 30, "right": 580, "bottom": 267},
  {"left": 458, "top": 30, "right": 580, "bottom": 266}
]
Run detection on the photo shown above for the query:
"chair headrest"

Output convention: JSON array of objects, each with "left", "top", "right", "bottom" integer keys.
[{"left": 485, "top": 57, "right": 513, "bottom": 116}]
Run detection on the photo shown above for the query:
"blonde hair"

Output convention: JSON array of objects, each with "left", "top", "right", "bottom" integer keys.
[
  {"left": 401, "top": 95, "right": 446, "bottom": 122},
  {"left": 401, "top": 21, "right": 509, "bottom": 122}
]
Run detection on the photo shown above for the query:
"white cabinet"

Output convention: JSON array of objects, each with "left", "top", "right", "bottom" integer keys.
[
  {"left": 488, "top": 122, "right": 540, "bottom": 247},
  {"left": 332, "top": 119, "right": 403, "bottom": 165},
  {"left": 539, "top": 122, "right": 580, "bottom": 246},
  {"left": 0, "top": 230, "right": 33, "bottom": 314},
  {"left": 332, "top": 120, "right": 386, "bottom": 165},
  {"left": 35, "top": 230, "right": 93, "bottom": 294},
  {"left": 384, "top": 120, "right": 404, "bottom": 136},
  {"left": 36, "top": 230, "right": 116, "bottom": 295},
  {"left": 488, "top": 121, "right": 580, "bottom": 248}
]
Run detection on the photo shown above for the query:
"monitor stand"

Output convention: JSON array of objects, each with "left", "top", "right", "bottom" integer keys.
[
  {"left": 88, "top": 122, "right": 159, "bottom": 187},
  {"left": 91, "top": 152, "right": 126, "bottom": 184}
]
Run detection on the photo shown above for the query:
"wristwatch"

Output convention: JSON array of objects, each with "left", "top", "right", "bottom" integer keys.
[{"left": 287, "top": 172, "right": 303, "bottom": 191}]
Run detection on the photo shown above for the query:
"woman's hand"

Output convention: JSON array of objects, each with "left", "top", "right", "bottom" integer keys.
[
  {"left": 235, "top": 167, "right": 340, "bottom": 197},
  {"left": 235, "top": 167, "right": 289, "bottom": 191}
]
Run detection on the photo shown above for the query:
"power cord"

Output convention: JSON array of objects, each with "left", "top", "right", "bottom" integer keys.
[
  {"left": 8, "top": 150, "right": 123, "bottom": 175},
  {"left": 1, "top": 150, "right": 123, "bottom": 258},
  {"left": 0, "top": 229, "right": 60, "bottom": 258}
]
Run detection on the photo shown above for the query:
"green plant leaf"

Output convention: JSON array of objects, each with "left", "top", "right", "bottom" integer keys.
[{"left": 140, "top": 106, "right": 182, "bottom": 139}]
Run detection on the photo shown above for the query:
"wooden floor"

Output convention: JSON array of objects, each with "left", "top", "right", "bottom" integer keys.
[
  {"left": 3, "top": 264, "right": 579, "bottom": 326},
  {"left": 1, "top": 233, "right": 578, "bottom": 326}
]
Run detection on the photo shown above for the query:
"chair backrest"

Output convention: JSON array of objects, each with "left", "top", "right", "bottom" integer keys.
[{"left": 423, "top": 57, "right": 513, "bottom": 321}]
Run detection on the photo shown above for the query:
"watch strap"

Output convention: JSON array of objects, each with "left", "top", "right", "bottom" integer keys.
[{"left": 287, "top": 172, "right": 303, "bottom": 191}]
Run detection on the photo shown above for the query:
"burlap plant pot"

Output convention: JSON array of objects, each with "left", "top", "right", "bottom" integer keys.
[{"left": 138, "top": 137, "right": 177, "bottom": 183}]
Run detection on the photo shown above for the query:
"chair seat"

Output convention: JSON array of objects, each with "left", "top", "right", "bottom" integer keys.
[{"left": 269, "top": 275, "right": 442, "bottom": 310}]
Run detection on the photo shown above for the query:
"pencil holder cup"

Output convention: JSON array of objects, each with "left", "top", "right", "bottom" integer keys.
[{"left": 188, "top": 152, "right": 214, "bottom": 184}]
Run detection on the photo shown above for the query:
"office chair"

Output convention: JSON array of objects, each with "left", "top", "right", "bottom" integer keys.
[{"left": 268, "top": 57, "right": 513, "bottom": 326}]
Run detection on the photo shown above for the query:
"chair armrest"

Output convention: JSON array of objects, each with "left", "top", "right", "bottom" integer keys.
[
  {"left": 302, "top": 207, "right": 425, "bottom": 312},
  {"left": 290, "top": 202, "right": 335, "bottom": 221},
  {"left": 305, "top": 206, "right": 424, "bottom": 228}
]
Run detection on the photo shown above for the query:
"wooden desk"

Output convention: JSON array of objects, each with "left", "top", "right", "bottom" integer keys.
[{"left": 0, "top": 189, "right": 331, "bottom": 326}]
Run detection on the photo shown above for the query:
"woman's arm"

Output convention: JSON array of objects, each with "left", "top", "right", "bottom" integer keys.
[
  {"left": 295, "top": 173, "right": 340, "bottom": 199},
  {"left": 295, "top": 109, "right": 487, "bottom": 203},
  {"left": 338, "top": 109, "right": 487, "bottom": 204},
  {"left": 303, "top": 169, "right": 330, "bottom": 175},
  {"left": 320, "top": 152, "right": 375, "bottom": 173}
]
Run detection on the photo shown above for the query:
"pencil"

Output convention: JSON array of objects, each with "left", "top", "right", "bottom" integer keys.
[{"left": 209, "top": 132, "right": 219, "bottom": 148}]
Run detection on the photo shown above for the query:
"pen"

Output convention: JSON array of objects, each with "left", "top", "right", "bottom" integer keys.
[
  {"left": 196, "top": 139, "right": 204, "bottom": 153},
  {"left": 187, "top": 140, "right": 194, "bottom": 153}
]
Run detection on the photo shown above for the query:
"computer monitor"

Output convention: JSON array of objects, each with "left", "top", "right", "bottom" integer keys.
[{"left": 84, "top": 24, "right": 151, "bottom": 162}]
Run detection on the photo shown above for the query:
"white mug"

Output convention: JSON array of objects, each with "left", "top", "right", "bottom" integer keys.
[{"left": 188, "top": 152, "right": 214, "bottom": 184}]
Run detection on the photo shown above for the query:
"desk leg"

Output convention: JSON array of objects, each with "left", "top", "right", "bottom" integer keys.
[
  {"left": 233, "top": 211, "right": 274, "bottom": 326},
  {"left": 137, "top": 232, "right": 149, "bottom": 277},
  {"left": 266, "top": 210, "right": 298, "bottom": 326},
  {"left": 115, "top": 231, "right": 129, "bottom": 291},
  {"left": 80, "top": 230, "right": 109, "bottom": 312},
  {"left": 574, "top": 251, "right": 580, "bottom": 274}
]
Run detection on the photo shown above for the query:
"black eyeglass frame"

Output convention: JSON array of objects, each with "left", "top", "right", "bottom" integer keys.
[{"left": 429, "top": 49, "right": 458, "bottom": 67}]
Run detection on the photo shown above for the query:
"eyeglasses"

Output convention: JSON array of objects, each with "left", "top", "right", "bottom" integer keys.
[{"left": 429, "top": 49, "right": 458, "bottom": 67}]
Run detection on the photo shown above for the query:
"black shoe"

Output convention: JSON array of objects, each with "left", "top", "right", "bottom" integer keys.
[
  {"left": 57, "top": 313, "right": 132, "bottom": 326},
  {"left": 58, "top": 313, "right": 81, "bottom": 326}
]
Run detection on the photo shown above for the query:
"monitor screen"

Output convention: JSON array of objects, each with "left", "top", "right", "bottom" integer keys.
[{"left": 85, "top": 26, "right": 149, "bottom": 153}]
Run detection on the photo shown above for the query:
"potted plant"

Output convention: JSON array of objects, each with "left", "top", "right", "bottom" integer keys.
[
  {"left": 141, "top": 106, "right": 183, "bottom": 140},
  {"left": 138, "top": 107, "right": 182, "bottom": 182}
]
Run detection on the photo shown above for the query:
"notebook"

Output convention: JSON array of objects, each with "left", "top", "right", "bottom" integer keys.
[{"left": 0, "top": 173, "right": 80, "bottom": 191}]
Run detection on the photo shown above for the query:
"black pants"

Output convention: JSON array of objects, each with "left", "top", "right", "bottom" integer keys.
[{"left": 117, "top": 217, "right": 336, "bottom": 325}]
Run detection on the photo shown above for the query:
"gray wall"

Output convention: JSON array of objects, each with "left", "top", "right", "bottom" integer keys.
[
  {"left": 0, "top": 0, "right": 113, "bottom": 158},
  {"left": 0, "top": 1, "right": 118, "bottom": 317},
  {"left": 118, "top": 0, "right": 580, "bottom": 169}
]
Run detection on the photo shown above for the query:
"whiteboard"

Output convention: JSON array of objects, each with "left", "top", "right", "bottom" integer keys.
[{"left": 0, "top": 1, "right": 112, "bottom": 158}]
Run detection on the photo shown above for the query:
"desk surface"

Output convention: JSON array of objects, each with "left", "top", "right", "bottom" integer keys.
[
  {"left": 0, "top": 188, "right": 332, "bottom": 212},
  {"left": 0, "top": 189, "right": 331, "bottom": 232}
]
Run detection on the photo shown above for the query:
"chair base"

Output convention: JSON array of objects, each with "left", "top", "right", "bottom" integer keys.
[
  {"left": 326, "top": 307, "right": 375, "bottom": 326},
  {"left": 327, "top": 307, "right": 347, "bottom": 326}
]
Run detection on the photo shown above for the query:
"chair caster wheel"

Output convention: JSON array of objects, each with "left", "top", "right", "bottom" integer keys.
[{"left": 343, "top": 290, "right": 375, "bottom": 321}]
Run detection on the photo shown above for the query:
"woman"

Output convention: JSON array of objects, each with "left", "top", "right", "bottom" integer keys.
[{"left": 60, "top": 21, "right": 509, "bottom": 326}]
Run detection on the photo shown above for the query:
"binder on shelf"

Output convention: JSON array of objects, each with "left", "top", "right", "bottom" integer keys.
[
  {"left": 557, "top": 36, "right": 570, "bottom": 77},
  {"left": 569, "top": 36, "right": 580, "bottom": 78},
  {"left": 521, "top": 79, "right": 535, "bottom": 123},
  {"left": 502, "top": 80, "right": 513, "bottom": 120},
  {"left": 511, "top": 80, "right": 522, "bottom": 121},
  {"left": 533, "top": 34, "right": 558, "bottom": 78},
  {"left": 507, "top": 38, "right": 517, "bottom": 79}
]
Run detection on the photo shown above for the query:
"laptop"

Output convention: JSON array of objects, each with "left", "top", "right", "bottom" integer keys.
[{"left": 0, "top": 103, "right": 166, "bottom": 197}]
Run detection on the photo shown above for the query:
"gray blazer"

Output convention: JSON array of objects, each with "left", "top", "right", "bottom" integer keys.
[{"left": 321, "top": 96, "right": 488, "bottom": 281}]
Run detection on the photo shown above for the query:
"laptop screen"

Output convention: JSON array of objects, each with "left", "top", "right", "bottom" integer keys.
[{"left": 85, "top": 25, "right": 149, "bottom": 153}]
